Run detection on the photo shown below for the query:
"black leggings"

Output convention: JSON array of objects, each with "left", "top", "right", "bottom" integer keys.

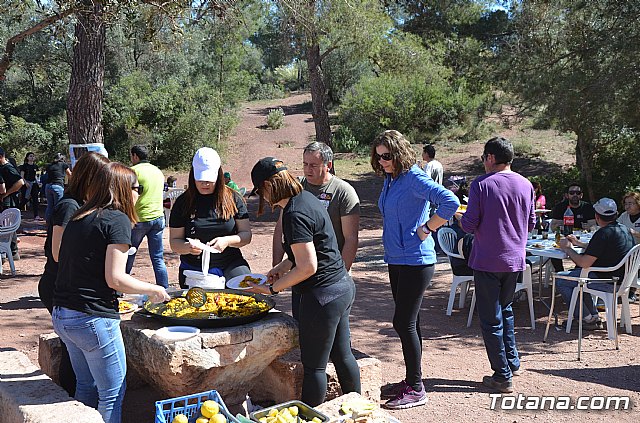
[
  {"left": 298, "top": 279, "right": 361, "bottom": 406},
  {"left": 388, "top": 264, "right": 435, "bottom": 391}
]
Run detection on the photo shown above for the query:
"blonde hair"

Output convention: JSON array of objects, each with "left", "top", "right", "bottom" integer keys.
[{"left": 370, "top": 130, "right": 416, "bottom": 178}]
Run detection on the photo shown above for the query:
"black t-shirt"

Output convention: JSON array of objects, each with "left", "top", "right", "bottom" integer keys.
[
  {"left": 19, "top": 163, "right": 39, "bottom": 181},
  {"left": 551, "top": 200, "right": 595, "bottom": 228},
  {"left": 583, "top": 222, "right": 634, "bottom": 279},
  {"left": 0, "top": 162, "right": 22, "bottom": 189},
  {"left": 54, "top": 209, "right": 132, "bottom": 318},
  {"left": 46, "top": 162, "right": 69, "bottom": 186},
  {"left": 41, "top": 196, "right": 82, "bottom": 307},
  {"left": 282, "top": 190, "right": 346, "bottom": 293},
  {"left": 169, "top": 190, "right": 249, "bottom": 269}
]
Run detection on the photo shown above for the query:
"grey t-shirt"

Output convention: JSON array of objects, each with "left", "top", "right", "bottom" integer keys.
[{"left": 300, "top": 175, "right": 360, "bottom": 252}]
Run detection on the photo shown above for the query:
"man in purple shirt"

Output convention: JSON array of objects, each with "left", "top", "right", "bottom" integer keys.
[{"left": 459, "top": 137, "right": 536, "bottom": 393}]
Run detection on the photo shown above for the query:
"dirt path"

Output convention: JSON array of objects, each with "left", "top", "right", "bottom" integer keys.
[{"left": 1, "top": 93, "right": 639, "bottom": 422}]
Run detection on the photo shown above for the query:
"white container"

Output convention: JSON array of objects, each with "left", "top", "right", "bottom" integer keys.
[{"left": 183, "top": 270, "right": 225, "bottom": 289}]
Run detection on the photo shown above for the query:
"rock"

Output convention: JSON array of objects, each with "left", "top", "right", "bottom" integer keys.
[
  {"left": 121, "top": 311, "right": 299, "bottom": 405},
  {"left": 248, "top": 348, "right": 381, "bottom": 405},
  {"left": 1, "top": 350, "right": 103, "bottom": 423}
]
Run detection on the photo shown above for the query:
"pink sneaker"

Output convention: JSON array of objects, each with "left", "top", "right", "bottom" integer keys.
[{"left": 383, "top": 384, "right": 428, "bottom": 409}]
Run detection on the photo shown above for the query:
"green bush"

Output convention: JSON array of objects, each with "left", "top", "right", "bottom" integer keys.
[
  {"left": 332, "top": 126, "right": 359, "bottom": 153},
  {"left": 266, "top": 108, "right": 285, "bottom": 130},
  {"left": 249, "top": 83, "right": 285, "bottom": 101},
  {"left": 338, "top": 73, "right": 490, "bottom": 147}
]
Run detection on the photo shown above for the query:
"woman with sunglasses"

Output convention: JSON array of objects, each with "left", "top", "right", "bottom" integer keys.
[
  {"left": 39, "top": 151, "right": 110, "bottom": 396},
  {"left": 371, "top": 130, "right": 459, "bottom": 409},
  {"left": 169, "top": 147, "right": 252, "bottom": 288},
  {"left": 52, "top": 162, "right": 170, "bottom": 423},
  {"left": 247, "top": 157, "right": 361, "bottom": 407}
]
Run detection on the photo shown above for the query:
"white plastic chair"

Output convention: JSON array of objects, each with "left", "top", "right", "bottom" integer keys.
[
  {"left": 467, "top": 264, "right": 536, "bottom": 329},
  {"left": 0, "top": 208, "right": 21, "bottom": 276},
  {"left": 562, "top": 244, "right": 640, "bottom": 339},
  {"left": 437, "top": 228, "right": 474, "bottom": 316},
  {"left": 163, "top": 189, "right": 185, "bottom": 222}
]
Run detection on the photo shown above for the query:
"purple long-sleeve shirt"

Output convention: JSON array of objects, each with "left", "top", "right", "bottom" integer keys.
[{"left": 460, "top": 170, "right": 536, "bottom": 272}]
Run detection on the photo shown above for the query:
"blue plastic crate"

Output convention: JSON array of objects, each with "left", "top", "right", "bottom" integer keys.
[{"left": 155, "top": 390, "right": 239, "bottom": 423}]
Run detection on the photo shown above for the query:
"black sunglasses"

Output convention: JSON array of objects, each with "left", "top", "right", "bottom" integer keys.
[
  {"left": 375, "top": 152, "right": 393, "bottom": 161},
  {"left": 132, "top": 184, "right": 144, "bottom": 195},
  {"left": 568, "top": 190, "right": 582, "bottom": 195}
]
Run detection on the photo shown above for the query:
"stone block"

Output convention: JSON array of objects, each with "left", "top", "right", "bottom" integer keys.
[
  {"left": 248, "top": 348, "right": 381, "bottom": 405},
  {"left": 0, "top": 350, "right": 103, "bottom": 423},
  {"left": 121, "top": 311, "right": 299, "bottom": 405},
  {"left": 39, "top": 333, "right": 147, "bottom": 390}
]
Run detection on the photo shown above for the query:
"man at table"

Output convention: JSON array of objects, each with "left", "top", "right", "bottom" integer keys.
[
  {"left": 549, "top": 184, "right": 596, "bottom": 271},
  {"left": 555, "top": 198, "right": 634, "bottom": 329},
  {"left": 459, "top": 137, "right": 535, "bottom": 394}
]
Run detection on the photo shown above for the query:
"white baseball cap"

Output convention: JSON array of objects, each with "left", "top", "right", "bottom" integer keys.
[
  {"left": 593, "top": 197, "right": 618, "bottom": 216},
  {"left": 192, "top": 147, "right": 221, "bottom": 182}
]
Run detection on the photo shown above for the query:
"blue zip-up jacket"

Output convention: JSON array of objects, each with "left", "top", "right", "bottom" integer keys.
[{"left": 378, "top": 165, "right": 460, "bottom": 265}]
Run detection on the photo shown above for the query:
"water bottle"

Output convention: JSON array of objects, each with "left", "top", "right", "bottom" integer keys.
[{"left": 563, "top": 206, "right": 574, "bottom": 236}]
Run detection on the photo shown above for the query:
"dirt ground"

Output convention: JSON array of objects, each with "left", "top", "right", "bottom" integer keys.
[{"left": 1, "top": 93, "right": 639, "bottom": 422}]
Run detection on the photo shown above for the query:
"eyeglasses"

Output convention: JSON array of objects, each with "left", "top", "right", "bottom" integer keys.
[
  {"left": 624, "top": 202, "right": 636, "bottom": 206},
  {"left": 375, "top": 152, "right": 393, "bottom": 161},
  {"left": 568, "top": 190, "right": 582, "bottom": 195},
  {"left": 132, "top": 184, "right": 144, "bottom": 194}
]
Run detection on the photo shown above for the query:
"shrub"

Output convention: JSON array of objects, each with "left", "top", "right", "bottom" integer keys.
[
  {"left": 332, "top": 126, "right": 359, "bottom": 153},
  {"left": 338, "top": 73, "right": 491, "bottom": 147},
  {"left": 266, "top": 108, "right": 285, "bottom": 130},
  {"left": 248, "top": 83, "right": 285, "bottom": 101}
]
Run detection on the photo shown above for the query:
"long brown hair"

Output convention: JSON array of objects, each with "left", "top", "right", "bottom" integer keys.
[
  {"left": 370, "top": 130, "right": 417, "bottom": 178},
  {"left": 65, "top": 152, "right": 110, "bottom": 201},
  {"left": 73, "top": 162, "right": 138, "bottom": 223},
  {"left": 256, "top": 169, "right": 302, "bottom": 217},
  {"left": 182, "top": 166, "right": 238, "bottom": 221}
]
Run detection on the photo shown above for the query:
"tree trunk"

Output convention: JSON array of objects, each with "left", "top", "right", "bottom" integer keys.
[
  {"left": 306, "top": 42, "right": 332, "bottom": 147},
  {"left": 575, "top": 128, "right": 595, "bottom": 202},
  {"left": 67, "top": 1, "right": 106, "bottom": 145}
]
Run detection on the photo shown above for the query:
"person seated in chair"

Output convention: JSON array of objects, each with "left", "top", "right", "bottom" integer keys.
[
  {"left": 555, "top": 198, "right": 634, "bottom": 329},
  {"left": 549, "top": 183, "right": 596, "bottom": 272}
]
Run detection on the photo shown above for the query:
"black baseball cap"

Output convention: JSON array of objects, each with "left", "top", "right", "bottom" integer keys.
[{"left": 250, "top": 157, "right": 287, "bottom": 196}]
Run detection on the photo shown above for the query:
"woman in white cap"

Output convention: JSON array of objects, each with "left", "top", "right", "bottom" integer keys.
[
  {"left": 247, "top": 157, "right": 361, "bottom": 407},
  {"left": 169, "top": 147, "right": 252, "bottom": 288}
]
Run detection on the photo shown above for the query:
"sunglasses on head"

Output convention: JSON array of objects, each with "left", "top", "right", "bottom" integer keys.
[
  {"left": 375, "top": 152, "right": 393, "bottom": 161},
  {"left": 568, "top": 190, "right": 582, "bottom": 195},
  {"left": 132, "top": 184, "right": 144, "bottom": 194}
]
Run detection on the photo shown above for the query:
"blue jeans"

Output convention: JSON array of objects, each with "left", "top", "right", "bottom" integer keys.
[
  {"left": 45, "top": 183, "right": 64, "bottom": 223},
  {"left": 126, "top": 216, "right": 169, "bottom": 288},
  {"left": 555, "top": 268, "right": 607, "bottom": 318},
  {"left": 473, "top": 270, "right": 521, "bottom": 382},
  {"left": 52, "top": 307, "right": 126, "bottom": 423}
]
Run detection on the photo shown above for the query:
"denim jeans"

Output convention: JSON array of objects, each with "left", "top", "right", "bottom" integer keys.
[
  {"left": 45, "top": 183, "right": 64, "bottom": 223},
  {"left": 555, "top": 268, "right": 603, "bottom": 318},
  {"left": 126, "top": 216, "right": 169, "bottom": 288},
  {"left": 473, "top": 270, "right": 521, "bottom": 382},
  {"left": 52, "top": 307, "right": 126, "bottom": 423}
]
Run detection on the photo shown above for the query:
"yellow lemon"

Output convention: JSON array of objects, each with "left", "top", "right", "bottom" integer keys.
[
  {"left": 209, "top": 414, "right": 227, "bottom": 423},
  {"left": 201, "top": 400, "right": 220, "bottom": 418},
  {"left": 172, "top": 414, "right": 188, "bottom": 423},
  {"left": 196, "top": 417, "right": 210, "bottom": 423}
]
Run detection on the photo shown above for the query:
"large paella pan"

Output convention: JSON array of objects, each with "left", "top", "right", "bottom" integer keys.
[{"left": 137, "top": 288, "right": 276, "bottom": 328}]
